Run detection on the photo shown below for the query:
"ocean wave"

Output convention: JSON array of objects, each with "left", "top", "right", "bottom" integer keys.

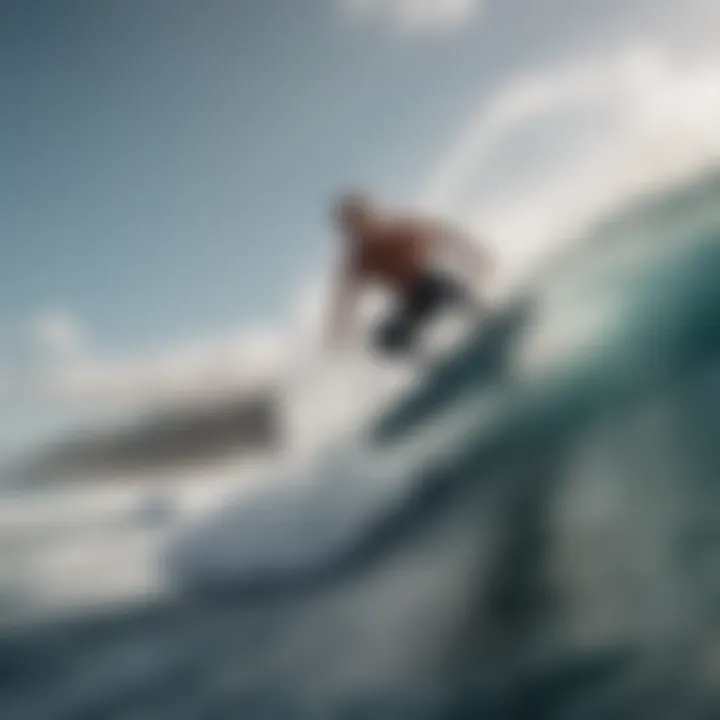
[{"left": 167, "top": 172, "right": 720, "bottom": 598}]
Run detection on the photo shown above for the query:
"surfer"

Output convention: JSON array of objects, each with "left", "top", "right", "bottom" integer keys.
[{"left": 325, "top": 192, "right": 493, "bottom": 358}]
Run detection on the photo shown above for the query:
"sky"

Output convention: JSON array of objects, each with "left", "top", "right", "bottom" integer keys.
[{"left": 2, "top": 0, "right": 720, "bottom": 456}]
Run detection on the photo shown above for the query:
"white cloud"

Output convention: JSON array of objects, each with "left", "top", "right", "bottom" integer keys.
[
  {"left": 418, "top": 45, "right": 720, "bottom": 289},
  {"left": 342, "top": 0, "right": 483, "bottom": 33},
  {"left": 33, "top": 308, "right": 86, "bottom": 361},
  {"left": 16, "top": 310, "right": 396, "bottom": 459},
  {"left": 41, "top": 328, "right": 288, "bottom": 411}
]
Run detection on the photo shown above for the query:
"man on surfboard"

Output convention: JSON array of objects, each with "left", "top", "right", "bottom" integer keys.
[{"left": 325, "top": 192, "right": 493, "bottom": 358}]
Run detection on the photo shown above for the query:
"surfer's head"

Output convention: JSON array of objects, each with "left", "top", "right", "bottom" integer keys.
[{"left": 334, "top": 191, "right": 380, "bottom": 236}]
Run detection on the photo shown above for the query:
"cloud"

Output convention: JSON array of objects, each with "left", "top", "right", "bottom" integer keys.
[
  {"left": 418, "top": 45, "right": 720, "bottom": 288},
  {"left": 8, "top": 271, "right": 390, "bottom": 456},
  {"left": 41, "top": 328, "right": 288, "bottom": 411},
  {"left": 13, "top": 307, "right": 394, "bottom": 460},
  {"left": 33, "top": 308, "right": 86, "bottom": 361},
  {"left": 2, "top": 310, "right": 287, "bottom": 416},
  {"left": 341, "top": 0, "right": 484, "bottom": 34}
]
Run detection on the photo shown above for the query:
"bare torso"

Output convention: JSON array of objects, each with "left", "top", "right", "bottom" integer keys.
[
  {"left": 348, "top": 219, "right": 432, "bottom": 290},
  {"left": 327, "top": 199, "right": 490, "bottom": 349}
]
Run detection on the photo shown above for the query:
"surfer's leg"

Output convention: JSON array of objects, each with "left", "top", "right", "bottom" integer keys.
[
  {"left": 370, "top": 273, "right": 470, "bottom": 360},
  {"left": 425, "top": 271, "right": 486, "bottom": 321},
  {"left": 370, "top": 314, "right": 417, "bottom": 357},
  {"left": 406, "top": 271, "right": 469, "bottom": 323},
  {"left": 400, "top": 273, "right": 487, "bottom": 359}
]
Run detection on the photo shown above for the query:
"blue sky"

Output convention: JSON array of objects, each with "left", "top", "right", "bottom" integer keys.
[
  {"left": 2, "top": 0, "right": 720, "bottom": 455},
  {"left": 2, "top": 0, "right": 489, "bottom": 355}
]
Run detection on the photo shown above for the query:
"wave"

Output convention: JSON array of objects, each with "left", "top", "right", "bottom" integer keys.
[
  {"left": 2, "top": 172, "right": 719, "bottom": 718},
  {"left": 167, "top": 171, "right": 720, "bottom": 598}
]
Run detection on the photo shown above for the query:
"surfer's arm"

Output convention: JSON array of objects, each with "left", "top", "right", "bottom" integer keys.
[
  {"left": 430, "top": 221, "right": 495, "bottom": 278},
  {"left": 325, "top": 265, "right": 362, "bottom": 352}
]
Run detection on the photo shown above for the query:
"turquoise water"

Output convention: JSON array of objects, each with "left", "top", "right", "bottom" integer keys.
[{"left": 1, "top": 172, "right": 719, "bottom": 718}]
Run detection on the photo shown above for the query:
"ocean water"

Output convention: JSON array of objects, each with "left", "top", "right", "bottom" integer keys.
[{"left": 1, "top": 172, "right": 720, "bottom": 718}]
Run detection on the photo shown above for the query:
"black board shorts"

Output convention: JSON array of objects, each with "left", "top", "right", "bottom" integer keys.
[{"left": 371, "top": 271, "right": 470, "bottom": 357}]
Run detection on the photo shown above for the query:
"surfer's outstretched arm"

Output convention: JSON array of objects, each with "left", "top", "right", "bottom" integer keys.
[{"left": 325, "top": 267, "right": 361, "bottom": 352}]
